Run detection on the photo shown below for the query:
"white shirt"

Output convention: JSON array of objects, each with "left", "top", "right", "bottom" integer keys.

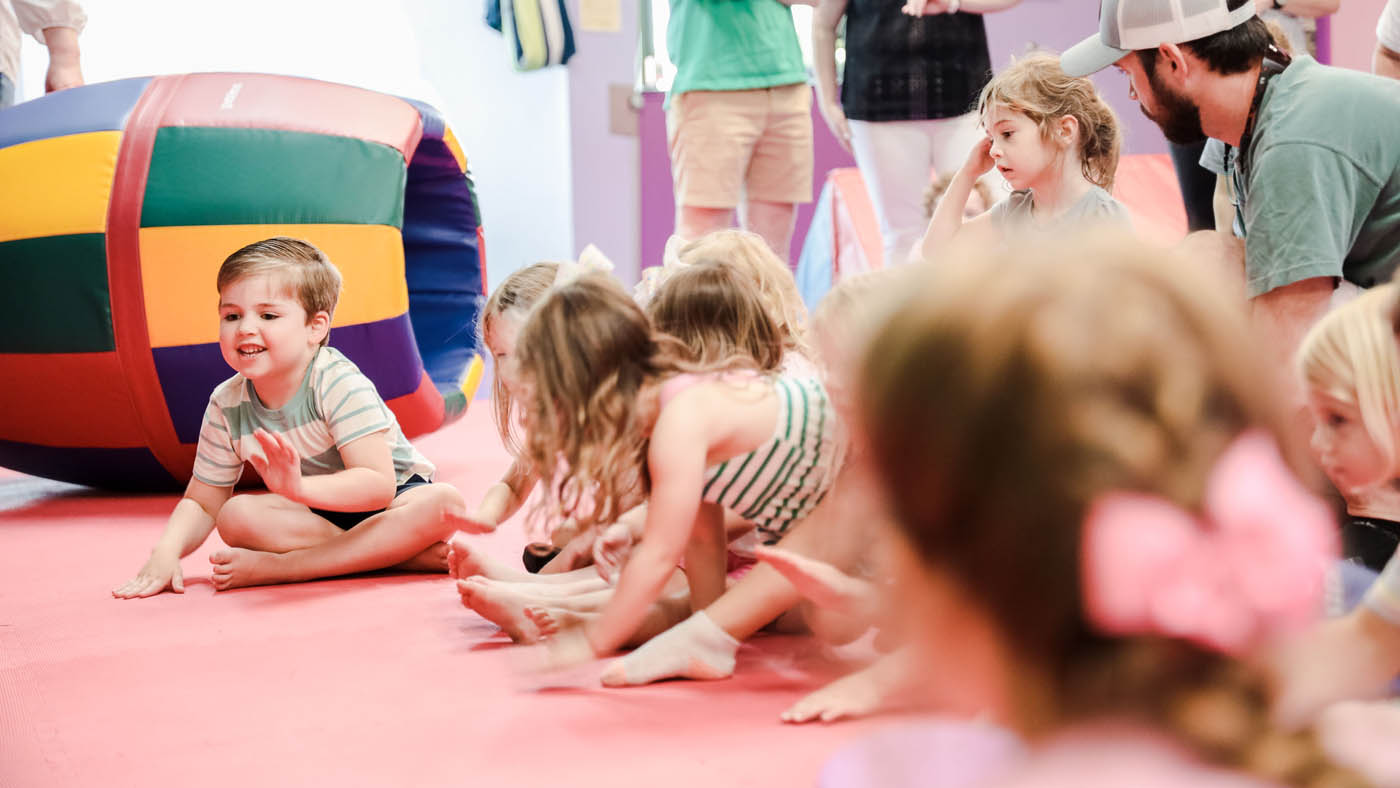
[
  {"left": 1380, "top": 0, "right": 1400, "bottom": 53},
  {"left": 0, "top": 0, "right": 85, "bottom": 88}
]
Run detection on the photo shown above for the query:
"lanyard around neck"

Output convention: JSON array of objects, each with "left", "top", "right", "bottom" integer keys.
[{"left": 1233, "top": 46, "right": 1292, "bottom": 186}]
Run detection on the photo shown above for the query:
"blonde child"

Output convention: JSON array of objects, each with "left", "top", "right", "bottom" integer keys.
[
  {"left": 516, "top": 273, "right": 844, "bottom": 670},
  {"left": 598, "top": 269, "right": 902, "bottom": 689},
  {"left": 666, "top": 229, "right": 814, "bottom": 372},
  {"left": 842, "top": 233, "right": 1361, "bottom": 786},
  {"left": 455, "top": 261, "right": 792, "bottom": 643},
  {"left": 440, "top": 260, "right": 621, "bottom": 582},
  {"left": 1267, "top": 285, "right": 1400, "bottom": 725},
  {"left": 113, "top": 238, "right": 463, "bottom": 597},
  {"left": 918, "top": 53, "right": 1127, "bottom": 262}
]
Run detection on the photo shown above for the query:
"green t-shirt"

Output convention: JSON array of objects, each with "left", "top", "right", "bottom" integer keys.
[
  {"left": 666, "top": 0, "right": 808, "bottom": 102},
  {"left": 1240, "top": 56, "right": 1400, "bottom": 297}
]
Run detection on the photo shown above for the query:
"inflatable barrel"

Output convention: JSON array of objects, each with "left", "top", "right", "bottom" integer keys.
[{"left": 0, "top": 73, "right": 485, "bottom": 491}]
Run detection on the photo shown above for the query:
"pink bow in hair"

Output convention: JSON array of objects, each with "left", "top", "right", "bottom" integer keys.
[{"left": 1082, "top": 430, "right": 1338, "bottom": 655}]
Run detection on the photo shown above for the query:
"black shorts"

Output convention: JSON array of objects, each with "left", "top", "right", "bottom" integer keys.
[{"left": 312, "top": 474, "right": 432, "bottom": 530}]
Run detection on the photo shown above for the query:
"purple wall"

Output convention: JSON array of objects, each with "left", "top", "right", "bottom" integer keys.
[{"left": 567, "top": 0, "right": 642, "bottom": 284}]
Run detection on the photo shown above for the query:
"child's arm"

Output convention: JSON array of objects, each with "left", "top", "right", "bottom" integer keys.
[
  {"left": 451, "top": 458, "right": 540, "bottom": 534},
  {"left": 249, "top": 428, "right": 396, "bottom": 512},
  {"left": 583, "top": 413, "right": 711, "bottom": 656},
  {"left": 754, "top": 545, "right": 880, "bottom": 620},
  {"left": 112, "top": 479, "right": 232, "bottom": 598},
  {"left": 918, "top": 136, "right": 997, "bottom": 262}
]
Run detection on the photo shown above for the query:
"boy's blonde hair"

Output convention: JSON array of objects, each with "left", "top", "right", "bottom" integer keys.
[
  {"left": 516, "top": 273, "right": 691, "bottom": 531},
  {"left": 480, "top": 261, "right": 560, "bottom": 458},
  {"left": 859, "top": 232, "right": 1352, "bottom": 787},
  {"left": 1298, "top": 283, "right": 1400, "bottom": 474},
  {"left": 677, "top": 230, "right": 812, "bottom": 359},
  {"left": 978, "top": 53, "right": 1122, "bottom": 191},
  {"left": 647, "top": 260, "right": 785, "bottom": 373},
  {"left": 217, "top": 237, "right": 342, "bottom": 346}
]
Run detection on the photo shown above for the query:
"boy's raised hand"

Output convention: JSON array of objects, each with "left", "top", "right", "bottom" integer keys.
[
  {"left": 249, "top": 429, "right": 304, "bottom": 502},
  {"left": 112, "top": 551, "right": 184, "bottom": 598}
]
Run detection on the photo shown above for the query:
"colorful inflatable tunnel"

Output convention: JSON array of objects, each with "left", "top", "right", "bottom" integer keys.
[{"left": 0, "top": 74, "right": 486, "bottom": 491}]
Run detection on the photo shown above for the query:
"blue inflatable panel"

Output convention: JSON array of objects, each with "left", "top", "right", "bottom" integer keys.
[{"left": 0, "top": 76, "right": 151, "bottom": 150}]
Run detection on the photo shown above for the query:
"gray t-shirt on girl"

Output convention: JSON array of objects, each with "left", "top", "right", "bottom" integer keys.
[{"left": 987, "top": 185, "right": 1130, "bottom": 233}]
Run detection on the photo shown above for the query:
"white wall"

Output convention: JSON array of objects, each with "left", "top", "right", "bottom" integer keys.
[{"left": 18, "top": 0, "right": 575, "bottom": 290}]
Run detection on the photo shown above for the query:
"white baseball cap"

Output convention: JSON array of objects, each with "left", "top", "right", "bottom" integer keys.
[{"left": 1061, "top": 0, "right": 1259, "bottom": 77}]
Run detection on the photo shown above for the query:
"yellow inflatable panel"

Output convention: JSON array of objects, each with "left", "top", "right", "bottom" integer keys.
[
  {"left": 0, "top": 132, "right": 121, "bottom": 244},
  {"left": 140, "top": 223, "right": 410, "bottom": 348}
]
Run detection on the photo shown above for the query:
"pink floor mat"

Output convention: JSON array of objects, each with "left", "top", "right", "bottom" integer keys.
[{"left": 0, "top": 408, "right": 891, "bottom": 787}]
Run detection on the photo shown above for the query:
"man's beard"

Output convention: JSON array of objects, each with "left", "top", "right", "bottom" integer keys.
[{"left": 1143, "top": 68, "right": 1207, "bottom": 145}]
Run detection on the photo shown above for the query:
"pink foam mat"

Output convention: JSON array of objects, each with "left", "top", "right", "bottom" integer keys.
[{"left": 0, "top": 408, "right": 889, "bottom": 787}]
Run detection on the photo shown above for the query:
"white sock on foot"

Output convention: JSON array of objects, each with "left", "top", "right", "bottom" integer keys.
[{"left": 601, "top": 610, "right": 741, "bottom": 687}]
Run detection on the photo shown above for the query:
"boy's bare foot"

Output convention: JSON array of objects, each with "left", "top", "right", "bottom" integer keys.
[
  {"left": 599, "top": 610, "right": 739, "bottom": 687},
  {"left": 447, "top": 534, "right": 529, "bottom": 582},
  {"left": 780, "top": 667, "right": 884, "bottom": 724},
  {"left": 209, "top": 547, "right": 285, "bottom": 590},
  {"left": 395, "top": 541, "right": 449, "bottom": 573},
  {"left": 457, "top": 577, "right": 541, "bottom": 643}
]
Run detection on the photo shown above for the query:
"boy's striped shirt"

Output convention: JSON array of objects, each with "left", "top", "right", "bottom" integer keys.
[{"left": 192, "top": 347, "right": 435, "bottom": 488}]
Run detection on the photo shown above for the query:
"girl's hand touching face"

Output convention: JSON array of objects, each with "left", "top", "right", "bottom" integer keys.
[{"left": 961, "top": 136, "right": 996, "bottom": 179}]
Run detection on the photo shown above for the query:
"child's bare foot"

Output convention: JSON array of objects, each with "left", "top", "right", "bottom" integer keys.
[
  {"left": 524, "top": 606, "right": 565, "bottom": 638},
  {"left": 395, "top": 541, "right": 449, "bottom": 573},
  {"left": 779, "top": 666, "right": 885, "bottom": 724},
  {"left": 447, "top": 534, "right": 529, "bottom": 582},
  {"left": 209, "top": 547, "right": 285, "bottom": 590},
  {"left": 599, "top": 611, "right": 739, "bottom": 687},
  {"left": 457, "top": 577, "right": 541, "bottom": 643}
]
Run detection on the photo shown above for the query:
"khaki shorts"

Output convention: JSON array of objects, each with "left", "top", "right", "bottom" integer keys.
[{"left": 667, "top": 83, "right": 814, "bottom": 209}]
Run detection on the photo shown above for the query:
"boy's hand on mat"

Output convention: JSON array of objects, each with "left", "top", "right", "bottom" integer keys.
[
  {"left": 249, "top": 429, "right": 304, "bottom": 502},
  {"left": 112, "top": 551, "right": 184, "bottom": 598},
  {"left": 592, "top": 524, "right": 633, "bottom": 585}
]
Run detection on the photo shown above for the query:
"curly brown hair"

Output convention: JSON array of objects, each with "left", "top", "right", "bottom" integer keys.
[
  {"left": 515, "top": 273, "right": 693, "bottom": 531},
  {"left": 647, "top": 260, "right": 785, "bottom": 373}
]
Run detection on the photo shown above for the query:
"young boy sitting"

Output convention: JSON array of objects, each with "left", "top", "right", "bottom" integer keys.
[{"left": 113, "top": 237, "right": 464, "bottom": 597}]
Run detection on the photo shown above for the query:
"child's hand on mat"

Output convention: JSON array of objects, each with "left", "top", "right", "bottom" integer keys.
[
  {"left": 112, "top": 550, "right": 184, "bottom": 598},
  {"left": 249, "top": 429, "right": 304, "bottom": 502},
  {"left": 592, "top": 523, "right": 633, "bottom": 584}
]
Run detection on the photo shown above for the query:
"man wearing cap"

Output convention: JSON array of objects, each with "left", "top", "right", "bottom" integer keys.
[{"left": 1063, "top": 0, "right": 1400, "bottom": 400}]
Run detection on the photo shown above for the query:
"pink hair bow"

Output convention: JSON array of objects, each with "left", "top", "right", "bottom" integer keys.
[{"left": 1083, "top": 430, "right": 1338, "bottom": 655}]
